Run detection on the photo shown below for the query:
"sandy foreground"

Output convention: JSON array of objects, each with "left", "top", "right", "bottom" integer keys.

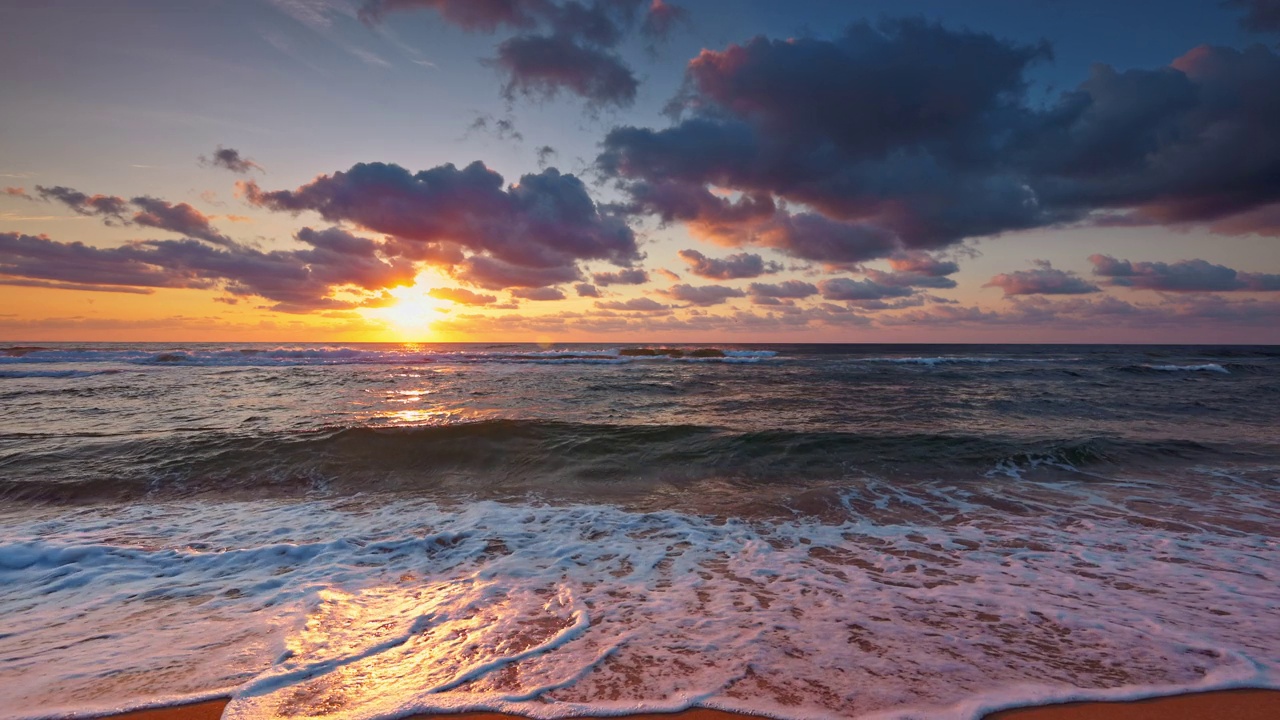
[{"left": 99, "top": 689, "right": 1280, "bottom": 720}]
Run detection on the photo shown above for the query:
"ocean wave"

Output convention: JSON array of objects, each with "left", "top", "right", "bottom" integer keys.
[
  {"left": 0, "top": 369, "right": 121, "bottom": 379},
  {"left": 0, "top": 346, "right": 779, "bottom": 368},
  {"left": 0, "top": 420, "right": 1242, "bottom": 504},
  {"left": 1118, "top": 363, "right": 1232, "bottom": 375}
]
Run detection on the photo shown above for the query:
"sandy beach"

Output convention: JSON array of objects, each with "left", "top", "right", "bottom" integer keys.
[{"left": 102, "top": 689, "right": 1280, "bottom": 720}]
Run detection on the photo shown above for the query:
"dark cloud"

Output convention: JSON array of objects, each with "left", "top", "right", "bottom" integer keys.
[
  {"left": 494, "top": 34, "right": 638, "bottom": 107},
  {"left": 1089, "top": 254, "right": 1280, "bottom": 292},
  {"left": 1026, "top": 44, "right": 1280, "bottom": 233},
  {"left": 131, "top": 197, "right": 234, "bottom": 247},
  {"left": 984, "top": 261, "right": 1101, "bottom": 296},
  {"left": 358, "top": 0, "right": 542, "bottom": 30},
  {"left": 659, "top": 283, "right": 746, "bottom": 306},
  {"left": 746, "top": 280, "right": 818, "bottom": 299},
  {"left": 468, "top": 114, "right": 524, "bottom": 142},
  {"left": 0, "top": 228, "right": 413, "bottom": 313},
  {"left": 863, "top": 269, "right": 958, "bottom": 290},
  {"left": 512, "top": 286, "right": 567, "bottom": 301},
  {"left": 591, "top": 267, "right": 649, "bottom": 285},
  {"left": 360, "top": 0, "right": 682, "bottom": 107},
  {"left": 200, "top": 146, "right": 262, "bottom": 174},
  {"left": 536, "top": 145, "right": 558, "bottom": 169},
  {"left": 818, "top": 278, "right": 914, "bottom": 302},
  {"left": 678, "top": 249, "right": 780, "bottom": 280},
  {"left": 1226, "top": 0, "right": 1280, "bottom": 33},
  {"left": 574, "top": 282, "right": 600, "bottom": 297},
  {"left": 454, "top": 255, "right": 583, "bottom": 289},
  {"left": 35, "top": 185, "right": 235, "bottom": 246},
  {"left": 241, "top": 161, "right": 638, "bottom": 290},
  {"left": 428, "top": 286, "right": 499, "bottom": 305},
  {"left": 36, "top": 186, "right": 131, "bottom": 224},
  {"left": 601, "top": 21, "right": 1280, "bottom": 250}
]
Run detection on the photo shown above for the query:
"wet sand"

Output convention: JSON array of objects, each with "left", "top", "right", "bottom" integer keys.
[{"left": 102, "top": 689, "right": 1280, "bottom": 720}]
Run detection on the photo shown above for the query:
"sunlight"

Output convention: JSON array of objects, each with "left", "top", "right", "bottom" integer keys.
[{"left": 362, "top": 272, "right": 453, "bottom": 340}]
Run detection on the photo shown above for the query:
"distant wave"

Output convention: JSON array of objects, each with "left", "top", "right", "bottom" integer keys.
[
  {"left": 0, "top": 369, "right": 121, "bottom": 379},
  {"left": 1117, "top": 363, "right": 1232, "bottom": 375},
  {"left": 0, "top": 346, "right": 779, "bottom": 368}
]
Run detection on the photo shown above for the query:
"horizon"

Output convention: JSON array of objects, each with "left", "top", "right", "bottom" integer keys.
[{"left": 3, "top": 0, "right": 1279, "bottom": 343}]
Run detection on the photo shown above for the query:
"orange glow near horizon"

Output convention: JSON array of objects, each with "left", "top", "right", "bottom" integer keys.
[{"left": 361, "top": 271, "right": 456, "bottom": 342}]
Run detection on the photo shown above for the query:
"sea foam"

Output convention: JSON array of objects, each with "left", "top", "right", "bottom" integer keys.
[{"left": 2, "top": 487, "right": 1276, "bottom": 720}]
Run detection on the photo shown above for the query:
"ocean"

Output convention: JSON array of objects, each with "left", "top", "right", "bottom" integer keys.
[{"left": 1, "top": 343, "right": 1277, "bottom": 720}]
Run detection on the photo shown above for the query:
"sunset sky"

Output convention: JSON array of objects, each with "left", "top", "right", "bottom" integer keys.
[{"left": 2, "top": 0, "right": 1279, "bottom": 343}]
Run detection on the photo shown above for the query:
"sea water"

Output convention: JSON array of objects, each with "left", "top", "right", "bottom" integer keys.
[{"left": 1, "top": 343, "right": 1277, "bottom": 719}]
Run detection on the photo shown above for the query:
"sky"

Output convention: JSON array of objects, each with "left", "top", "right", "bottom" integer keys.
[{"left": 2, "top": 0, "right": 1279, "bottom": 343}]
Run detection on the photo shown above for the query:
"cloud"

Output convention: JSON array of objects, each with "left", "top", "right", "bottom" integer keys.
[
  {"left": 1225, "top": 0, "right": 1280, "bottom": 33},
  {"left": 536, "top": 145, "right": 558, "bottom": 169},
  {"left": 574, "top": 282, "right": 600, "bottom": 297},
  {"left": 984, "top": 261, "right": 1101, "bottom": 296},
  {"left": 200, "top": 146, "right": 263, "bottom": 174},
  {"left": 659, "top": 283, "right": 746, "bottom": 306},
  {"left": 0, "top": 228, "right": 413, "bottom": 312},
  {"left": 591, "top": 267, "right": 649, "bottom": 285},
  {"left": 35, "top": 185, "right": 235, "bottom": 246},
  {"left": 131, "top": 197, "right": 235, "bottom": 247},
  {"left": 494, "top": 34, "right": 638, "bottom": 107},
  {"left": 593, "top": 296, "right": 670, "bottom": 312},
  {"left": 818, "top": 278, "right": 914, "bottom": 302},
  {"left": 428, "top": 286, "right": 498, "bottom": 305},
  {"left": 467, "top": 114, "right": 524, "bottom": 142},
  {"left": 1089, "top": 254, "right": 1280, "bottom": 292},
  {"left": 746, "top": 280, "right": 818, "bottom": 299},
  {"left": 600, "top": 21, "right": 1280, "bottom": 252},
  {"left": 359, "top": 0, "right": 682, "bottom": 107},
  {"left": 36, "top": 186, "right": 131, "bottom": 223},
  {"left": 241, "top": 161, "right": 639, "bottom": 289},
  {"left": 453, "top": 255, "right": 583, "bottom": 290},
  {"left": 677, "top": 248, "right": 780, "bottom": 279},
  {"left": 4, "top": 187, "right": 33, "bottom": 200},
  {"left": 511, "top": 286, "right": 567, "bottom": 301}
]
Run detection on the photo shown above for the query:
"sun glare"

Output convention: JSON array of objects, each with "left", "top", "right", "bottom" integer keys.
[{"left": 364, "top": 274, "right": 453, "bottom": 340}]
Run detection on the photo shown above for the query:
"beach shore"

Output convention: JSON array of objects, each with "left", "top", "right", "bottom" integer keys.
[{"left": 101, "top": 689, "right": 1280, "bottom": 720}]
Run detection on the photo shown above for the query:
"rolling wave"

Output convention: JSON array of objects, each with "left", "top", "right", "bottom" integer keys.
[{"left": 0, "top": 419, "right": 1247, "bottom": 504}]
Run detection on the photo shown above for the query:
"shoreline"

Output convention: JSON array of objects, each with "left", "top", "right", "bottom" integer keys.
[{"left": 95, "top": 688, "right": 1280, "bottom": 720}]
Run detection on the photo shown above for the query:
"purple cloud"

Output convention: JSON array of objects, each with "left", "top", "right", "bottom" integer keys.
[
  {"left": 359, "top": 0, "right": 682, "bottom": 107},
  {"left": 131, "top": 197, "right": 234, "bottom": 247},
  {"left": 591, "top": 267, "right": 649, "bottom": 286},
  {"left": 659, "top": 283, "right": 746, "bottom": 306},
  {"left": 574, "top": 282, "right": 600, "bottom": 297},
  {"left": 984, "top": 261, "right": 1101, "bottom": 296},
  {"left": 746, "top": 280, "right": 818, "bottom": 299},
  {"left": 1226, "top": 0, "right": 1280, "bottom": 33},
  {"left": 1089, "top": 254, "right": 1280, "bottom": 292},
  {"left": 200, "top": 146, "right": 263, "bottom": 174},
  {"left": 36, "top": 186, "right": 131, "bottom": 224},
  {"left": 818, "top": 278, "right": 914, "bottom": 302},
  {"left": 601, "top": 22, "right": 1280, "bottom": 251},
  {"left": 241, "top": 161, "right": 638, "bottom": 290},
  {"left": 0, "top": 228, "right": 413, "bottom": 313},
  {"left": 678, "top": 249, "right": 780, "bottom": 280}
]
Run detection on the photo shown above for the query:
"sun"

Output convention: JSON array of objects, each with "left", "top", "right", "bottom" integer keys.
[{"left": 363, "top": 272, "right": 453, "bottom": 340}]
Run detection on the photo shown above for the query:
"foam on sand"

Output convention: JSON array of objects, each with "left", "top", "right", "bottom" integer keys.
[{"left": 2, "top": 486, "right": 1276, "bottom": 720}]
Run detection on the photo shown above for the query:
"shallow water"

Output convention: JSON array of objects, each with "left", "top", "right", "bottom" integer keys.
[{"left": 1, "top": 344, "right": 1277, "bottom": 719}]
